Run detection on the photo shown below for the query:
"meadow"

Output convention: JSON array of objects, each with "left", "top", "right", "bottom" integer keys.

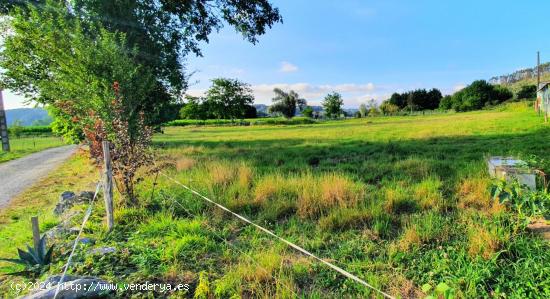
[
  {"left": 0, "top": 134, "right": 65, "bottom": 163},
  {"left": 1, "top": 102, "right": 549, "bottom": 298}
]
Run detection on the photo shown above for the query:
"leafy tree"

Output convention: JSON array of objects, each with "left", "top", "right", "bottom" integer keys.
[
  {"left": 322, "top": 92, "right": 344, "bottom": 119},
  {"left": 268, "top": 89, "right": 306, "bottom": 119},
  {"left": 204, "top": 78, "right": 255, "bottom": 121},
  {"left": 388, "top": 88, "right": 442, "bottom": 111},
  {"left": 302, "top": 106, "right": 314, "bottom": 118},
  {"left": 516, "top": 85, "right": 537, "bottom": 99},
  {"left": 244, "top": 105, "right": 257, "bottom": 119},
  {"left": 448, "top": 80, "right": 512, "bottom": 111},
  {"left": 379, "top": 102, "right": 399, "bottom": 115},
  {"left": 439, "top": 95, "right": 453, "bottom": 110},
  {"left": 425, "top": 88, "right": 443, "bottom": 110},
  {"left": 179, "top": 96, "right": 207, "bottom": 120},
  {"left": 388, "top": 93, "right": 407, "bottom": 109},
  {"left": 366, "top": 99, "right": 380, "bottom": 116},
  {"left": 0, "top": 3, "right": 157, "bottom": 203},
  {"left": 493, "top": 85, "right": 513, "bottom": 103},
  {"left": 359, "top": 103, "right": 368, "bottom": 117},
  {"left": 1, "top": 0, "right": 282, "bottom": 128}
]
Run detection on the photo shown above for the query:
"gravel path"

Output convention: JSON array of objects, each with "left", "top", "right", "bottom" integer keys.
[{"left": 0, "top": 145, "right": 77, "bottom": 209}]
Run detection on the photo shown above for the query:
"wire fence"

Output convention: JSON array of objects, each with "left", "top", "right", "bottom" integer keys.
[
  {"left": 160, "top": 171, "right": 395, "bottom": 299},
  {"left": 44, "top": 167, "right": 395, "bottom": 298},
  {"left": 53, "top": 178, "right": 103, "bottom": 299}
]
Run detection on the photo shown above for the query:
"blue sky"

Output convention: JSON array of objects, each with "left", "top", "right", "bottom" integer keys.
[{"left": 4, "top": 0, "right": 549, "bottom": 109}]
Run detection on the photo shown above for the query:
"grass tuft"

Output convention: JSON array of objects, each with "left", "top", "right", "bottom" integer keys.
[
  {"left": 318, "top": 208, "right": 372, "bottom": 231},
  {"left": 457, "top": 178, "right": 491, "bottom": 210},
  {"left": 208, "top": 161, "right": 235, "bottom": 188},
  {"left": 298, "top": 173, "right": 364, "bottom": 218},
  {"left": 175, "top": 157, "right": 196, "bottom": 171}
]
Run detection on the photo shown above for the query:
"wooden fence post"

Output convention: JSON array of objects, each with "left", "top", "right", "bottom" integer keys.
[
  {"left": 31, "top": 216, "right": 40, "bottom": 252},
  {"left": 102, "top": 141, "right": 114, "bottom": 231}
]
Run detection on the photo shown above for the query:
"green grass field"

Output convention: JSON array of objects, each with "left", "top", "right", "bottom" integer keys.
[
  {"left": 0, "top": 135, "right": 65, "bottom": 163},
  {"left": 143, "top": 102, "right": 550, "bottom": 298},
  {"left": 1, "top": 102, "right": 549, "bottom": 298}
]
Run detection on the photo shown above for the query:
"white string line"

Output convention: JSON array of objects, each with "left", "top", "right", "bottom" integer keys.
[
  {"left": 160, "top": 171, "right": 395, "bottom": 299},
  {"left": 53, "top": 179, "right": 103, "bottom": 299},
  {"left": 160, "top": 191, "right": 301, "bottom": 298}
]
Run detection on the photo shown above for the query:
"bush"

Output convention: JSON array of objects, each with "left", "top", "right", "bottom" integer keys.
[
  {"left": 8, "top": 120, "right": 24, "bottom": 137},
  {"left": 516, "top": 85, "right": 537, "bottom": 99},
  {"left": 444, "top": 80, "right": 513, "bottom": 111}
]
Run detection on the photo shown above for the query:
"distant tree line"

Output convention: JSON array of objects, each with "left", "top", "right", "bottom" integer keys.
[{"left": 387, "top": 88, "right": 443, "bottom": 111}]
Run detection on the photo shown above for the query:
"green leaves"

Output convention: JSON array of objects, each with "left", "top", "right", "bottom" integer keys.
[
  {"left": 422, "top": 282, "right": 455, "bottom": 299},
  {"left": 322, "top": 92, "right": 344, "bottom": 119},
  {"left": 0, "top": 235, "right": 55, "bottom": 277},
  {"left": 205, "top": 78, "right": 255, "bottom": 121},
  {"left": 491, "top": 179, "right": 550, "bottom": 218},
  {"left": 269, "top": 88, "right": 307, "bottom": 119}
]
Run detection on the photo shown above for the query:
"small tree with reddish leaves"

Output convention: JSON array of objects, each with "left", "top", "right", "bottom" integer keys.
[{"left": 84, "top": 82, "right": 153, "bottom": 206}]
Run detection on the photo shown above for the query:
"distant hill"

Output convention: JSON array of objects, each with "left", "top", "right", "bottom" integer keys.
[{"left": 5, "top": 108, "right": 52, "bottom": 126}]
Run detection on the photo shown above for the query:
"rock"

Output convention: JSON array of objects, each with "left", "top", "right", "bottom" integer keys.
[
  {"left": 54, "top": 192, "right": 77, "bottom": 215},
  {"left": 60, "top": 191, "right": 76, "bottom": 202},
  {"left": 42, "top": 275, "right": 94, "bottom": 286},
  {"left": 54, "top": 191, "right": 94, "bottom": 216},
  {"left": 88, "top": 247, "right": 116, "bottom": 255},
  {"left": 78, "top": 238, "right": 94, "bottom": 245},
  {"left": 22, "top": 276, "right": 111, "bottom": 299},
  {"left": 76, "top": 191, "right": 95, "bottom": 202},
  {"left": 68, "top": 227, "right": 81, "bottom": 234},
  {"left": 44, "top": 213, "right": 81, "bottom": 242},
  {"left": 44, "top": 226, "right": 67, "bottom": 241}
]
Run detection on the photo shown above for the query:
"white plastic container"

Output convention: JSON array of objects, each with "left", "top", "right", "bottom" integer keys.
[{"left": 487, "top": 156, "right": 536, "bottom": 190}]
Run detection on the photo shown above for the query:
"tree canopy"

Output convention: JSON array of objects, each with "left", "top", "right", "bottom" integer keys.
[
  {"left": 269, "top": 88, "right": 306, "bottom": 119},
  {"left": 441, "top": 80, "right": 512, "bottom": 111},
  {"left": 204, "top": 78, "right": 255, "bottom": 121},
  {"left": 322, "top": 92, "right": 344, "bottom": 118},
  {"left": 516, "top": 85, "right": 537, "bottom": 100},
  {"left": 0, "top": 0, "right": 282, "bottom": 125},
  {"left": 388, "top": 88, "right": 442, "bottom": 111}
]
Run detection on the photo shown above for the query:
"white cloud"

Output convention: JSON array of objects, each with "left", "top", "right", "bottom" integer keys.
[
  {"left": 1, "top": 89, "right": 30, "bottom": 109},
  {"left": 453, "top": 83, "right": 466, "bottom": 92},
  {"left": 279, "top": 61, "right": 299, "bottom": 73}
]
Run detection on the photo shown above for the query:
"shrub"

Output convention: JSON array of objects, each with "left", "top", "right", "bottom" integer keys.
[
  {"left": 516, "top": 85, "right": 537, "bottom": 99},
  {"left": 8, "top": 120, "right": 24, "bottom": 138},
  {"left": 446, "top": 80, "right": 513, "bottom": 111}
]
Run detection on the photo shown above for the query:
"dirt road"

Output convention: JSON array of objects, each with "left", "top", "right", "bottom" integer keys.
[{"left": 0, "top": 145, "right": 77, "bottom": 209}]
